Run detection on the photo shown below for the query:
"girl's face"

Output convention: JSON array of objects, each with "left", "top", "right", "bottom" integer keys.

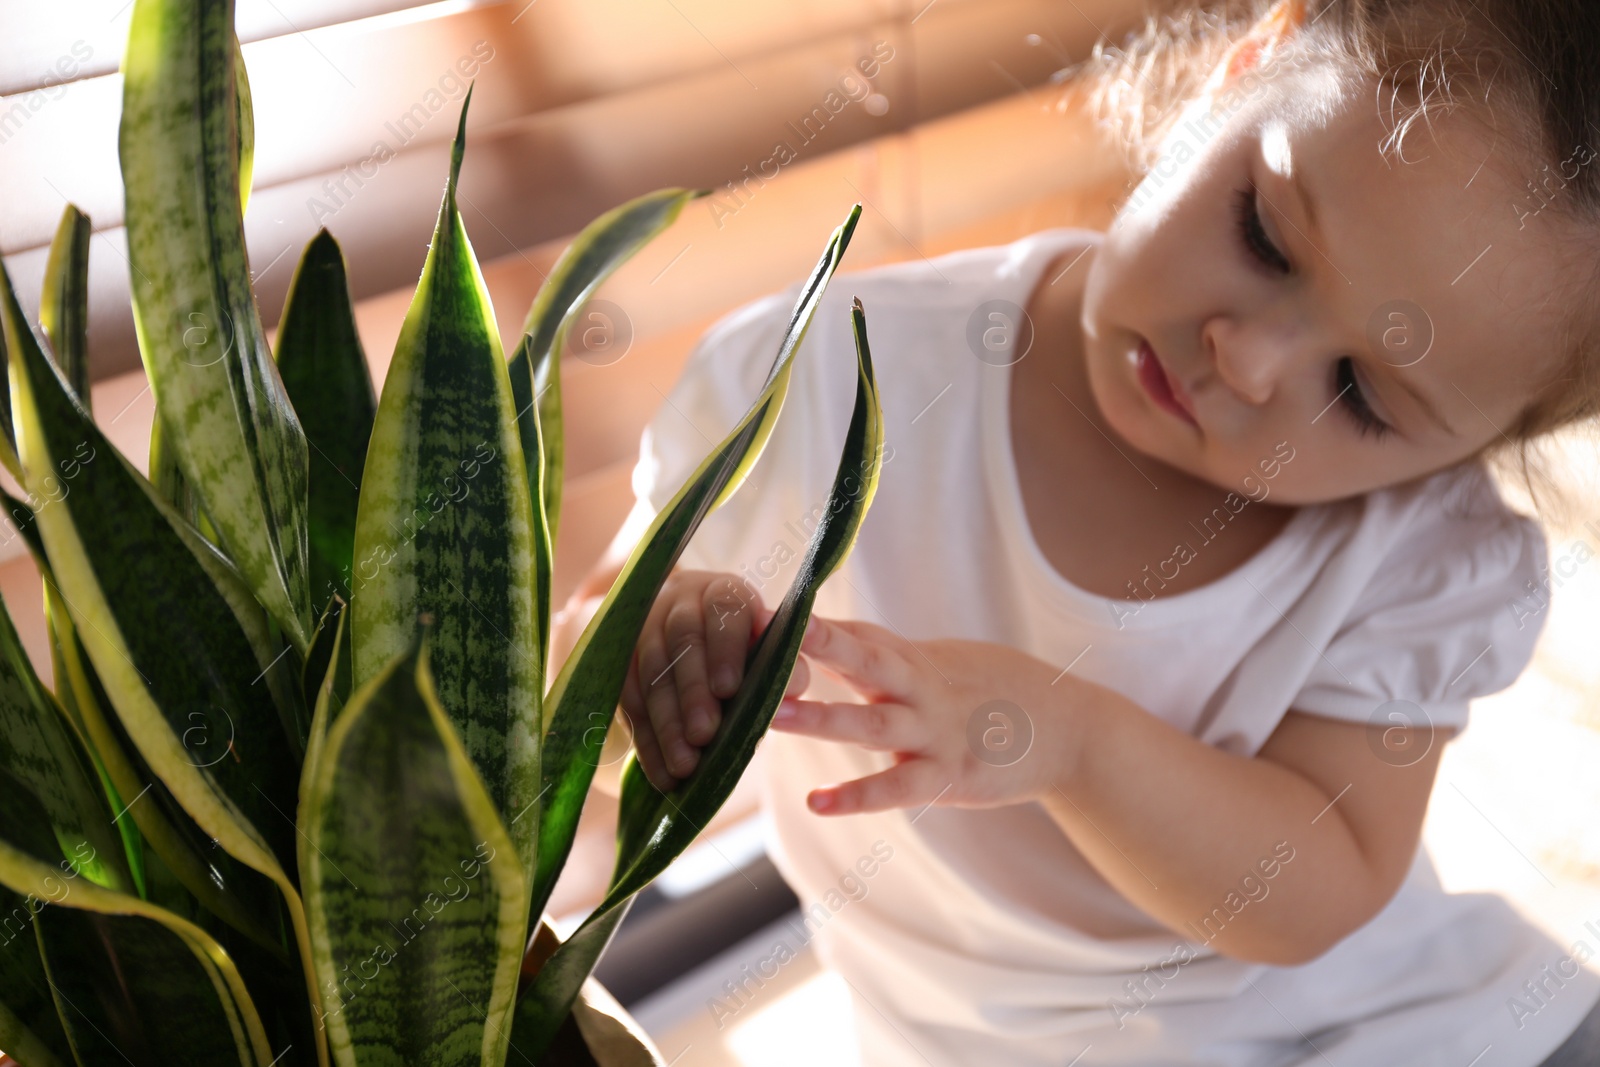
[{"left": 1079, "top": 60, "right": 1578, "bottom": 506}]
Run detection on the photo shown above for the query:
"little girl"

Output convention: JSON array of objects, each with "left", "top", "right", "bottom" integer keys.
[{"left": 573, "top": 0, "right": 1600, "bottom": 1062}]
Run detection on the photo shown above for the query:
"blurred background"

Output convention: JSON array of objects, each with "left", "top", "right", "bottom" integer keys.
[{"left": 5, "top": 1, "right": 1600, "bottom": 1064}]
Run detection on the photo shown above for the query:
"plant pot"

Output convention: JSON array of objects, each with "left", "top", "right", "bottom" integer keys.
[{"left": 526, "top": 913, "right": 669, "bottom": 1067}]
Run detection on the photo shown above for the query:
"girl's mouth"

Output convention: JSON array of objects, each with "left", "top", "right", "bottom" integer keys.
[{"left": 1136, "top": 338, "right": 1198, "bottom": 427}]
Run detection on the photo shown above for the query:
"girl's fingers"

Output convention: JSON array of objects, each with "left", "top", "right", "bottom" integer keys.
[
  {"left": 620, "top": 654, "right": 659, "bottom": 765},
  {"left": 624, "top": 698, "right": 680, "bottom": 793},
  {"left": 736, "top": 601, "right": 809, "bottom": 700},
  {"left": 810, "top": 615, "right": 917, "bottom": 659},
  {"left": 661, "top": 597, "right": 719, "bottom": 747},
  {"left": 619, "top": 653, "right": 647, "bottom": 724},
  {"left": 783, "top": 654, "right": 811, "bottom": 699},
  {"left": 751, "top": 598, "right": 776, "bottom": 637},
  {"left": 702, "top": 576, "right": 755, "bottom": 700},
  {"left": 620, "top": 651, "right": 676, "bottom": 791},
  {"left": 637, "top": 625, "right": 697, "bottom": 778},
  {"left": 799, "top": 616, "right": 916, "bottom": 701},
  {"left": 807, "top": 758, "right": 943, "bottom": 816},
  {"left": 770, "top": 698, "right": 923, "bottom": 751}
]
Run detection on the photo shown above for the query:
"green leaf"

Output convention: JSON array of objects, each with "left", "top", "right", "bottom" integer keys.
[
  {"left": 0, "top": 583, "right": 132, "bottom": 894},
  {"left": 148, "top": 412, "right": 206, "bottom": 532},
  {"left": 3, "top": 498, "right": 108, "bottom": 896},
  {"left": 0, "top": 767, "right": 276, "bottom": 1067},
  {"left": 513, "top": 296, "right": 883, "bottom": 1060},
  {"left": 276, "top": 230, "right": 376, "bottom": 618},
  {"left": 508, "top": 332, "right": 555, "bottom": 708},
  {"left": 510, "top": 896, "right": 635, "bottom": 1062},
  {"left": 303, "top": 635, "right": 527, "bottom": 1067},
  {"left": 302, "top": 595, "right": 352, "bottom": 733},
  {"left": 39, "top": 907, "right": 269, "bottom": 1067},
  {"left": 5, "top": 272, "right": 300, "bottom": 873},
  {"left": 0, "top": 887, "right": 73, "bottom": 1067},
  {"left": 613, "top": 296, "right": 881, "bottom": 891},
  {"left": 1, "top": 258, "right": 330, "bottom": 1067},
  {"left": 5, "top": 460, "right": 280, "bottom": 954},
  {"left": 20, "top": 473, "right": 291, "bottom": 947},
  {"left": 38, "top": 554, "right": 292, "bottom": 946},
  {"left": 120, "top": 0, "right": 312, "bottom": 652},
  {"left": 39, "top": 204, "right": 92, "bottom": 412},
  {"left": 508, "top": 187, "right": 709, "bottom": 561},
  {"left": 611, "top": 732, "right": 667, "bottom": 892},
  {"left": 41, "top": 573, "right": 149, "bottom": 898},
  {"left": 527, "top": 203, "right": 862, "bottom": 925},
  {"left": 298, "top": 597, "right": 350, "bottom": 882},
  {"left": 0, "top": 335, "right": 9, "bottom": 485},
  {"left": 235, "top": 34, "right": 253, "bottom": 218},
  {"left": 350, "top": 86, "right": 542, "bottom": 885},
  {"left": 41, "top": 565, "right": 82, "bottom": 728}
]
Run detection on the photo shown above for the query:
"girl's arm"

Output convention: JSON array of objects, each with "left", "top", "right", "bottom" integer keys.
[
  {"left": 774, "top": 616, "right": 1449, "bottom": 968},
  {"left": 1037, "top": 695, "right": 1448, "bottom": 966}
]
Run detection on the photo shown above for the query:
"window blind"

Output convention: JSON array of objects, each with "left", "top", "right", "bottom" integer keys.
[{"left": 0, "top": 0, "right": 1159, "bottom": 384}]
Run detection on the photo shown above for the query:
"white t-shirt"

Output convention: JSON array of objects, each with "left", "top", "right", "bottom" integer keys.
[{"left": 630, "top": 227, "right": 1600, "bottom": 1067}]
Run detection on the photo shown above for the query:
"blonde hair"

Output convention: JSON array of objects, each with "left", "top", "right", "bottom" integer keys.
[{"left": 1052, "top": 0, "right": 1600, "bottom": 530}]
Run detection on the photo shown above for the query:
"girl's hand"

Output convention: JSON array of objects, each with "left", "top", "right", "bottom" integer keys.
[
  {"left": 621, "top": 569, "right": 811, "bottom": 792},
  {"left": 769, "top": 614, "right": 1083, "bottom": 816}
]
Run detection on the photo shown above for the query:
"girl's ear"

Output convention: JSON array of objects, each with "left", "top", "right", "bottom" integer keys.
[{"left": 1203, "top": 0, "right": 1308, "bottom": 96}]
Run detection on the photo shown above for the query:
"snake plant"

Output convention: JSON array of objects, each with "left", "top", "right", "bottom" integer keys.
[{"left": 0, "top": 1, "right": 884, "bottom": 1064}]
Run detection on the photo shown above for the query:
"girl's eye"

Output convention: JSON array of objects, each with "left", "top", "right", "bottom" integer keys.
[
  {"left": 1333, "top": 356, "right": 1393, "bottom": 441},
  {"left": 1232, "top": 183, "right": 1291, "bottom": 274},
  {"left": 1231, "top": 184, "right": 1393, "bottom": 442}
]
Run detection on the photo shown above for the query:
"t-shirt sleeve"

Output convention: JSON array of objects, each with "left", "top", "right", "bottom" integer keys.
[
  {"left": 1290, "top": 507, "right": 1549, "bottom": 735},
  {"left": 629, "top": 284, "right": 802, "bottom": 569}
]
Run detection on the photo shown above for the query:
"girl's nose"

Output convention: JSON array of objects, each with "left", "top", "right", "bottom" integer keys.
[{"left": 1201, "top": 315, "right": 1289, "bottom": 406}]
